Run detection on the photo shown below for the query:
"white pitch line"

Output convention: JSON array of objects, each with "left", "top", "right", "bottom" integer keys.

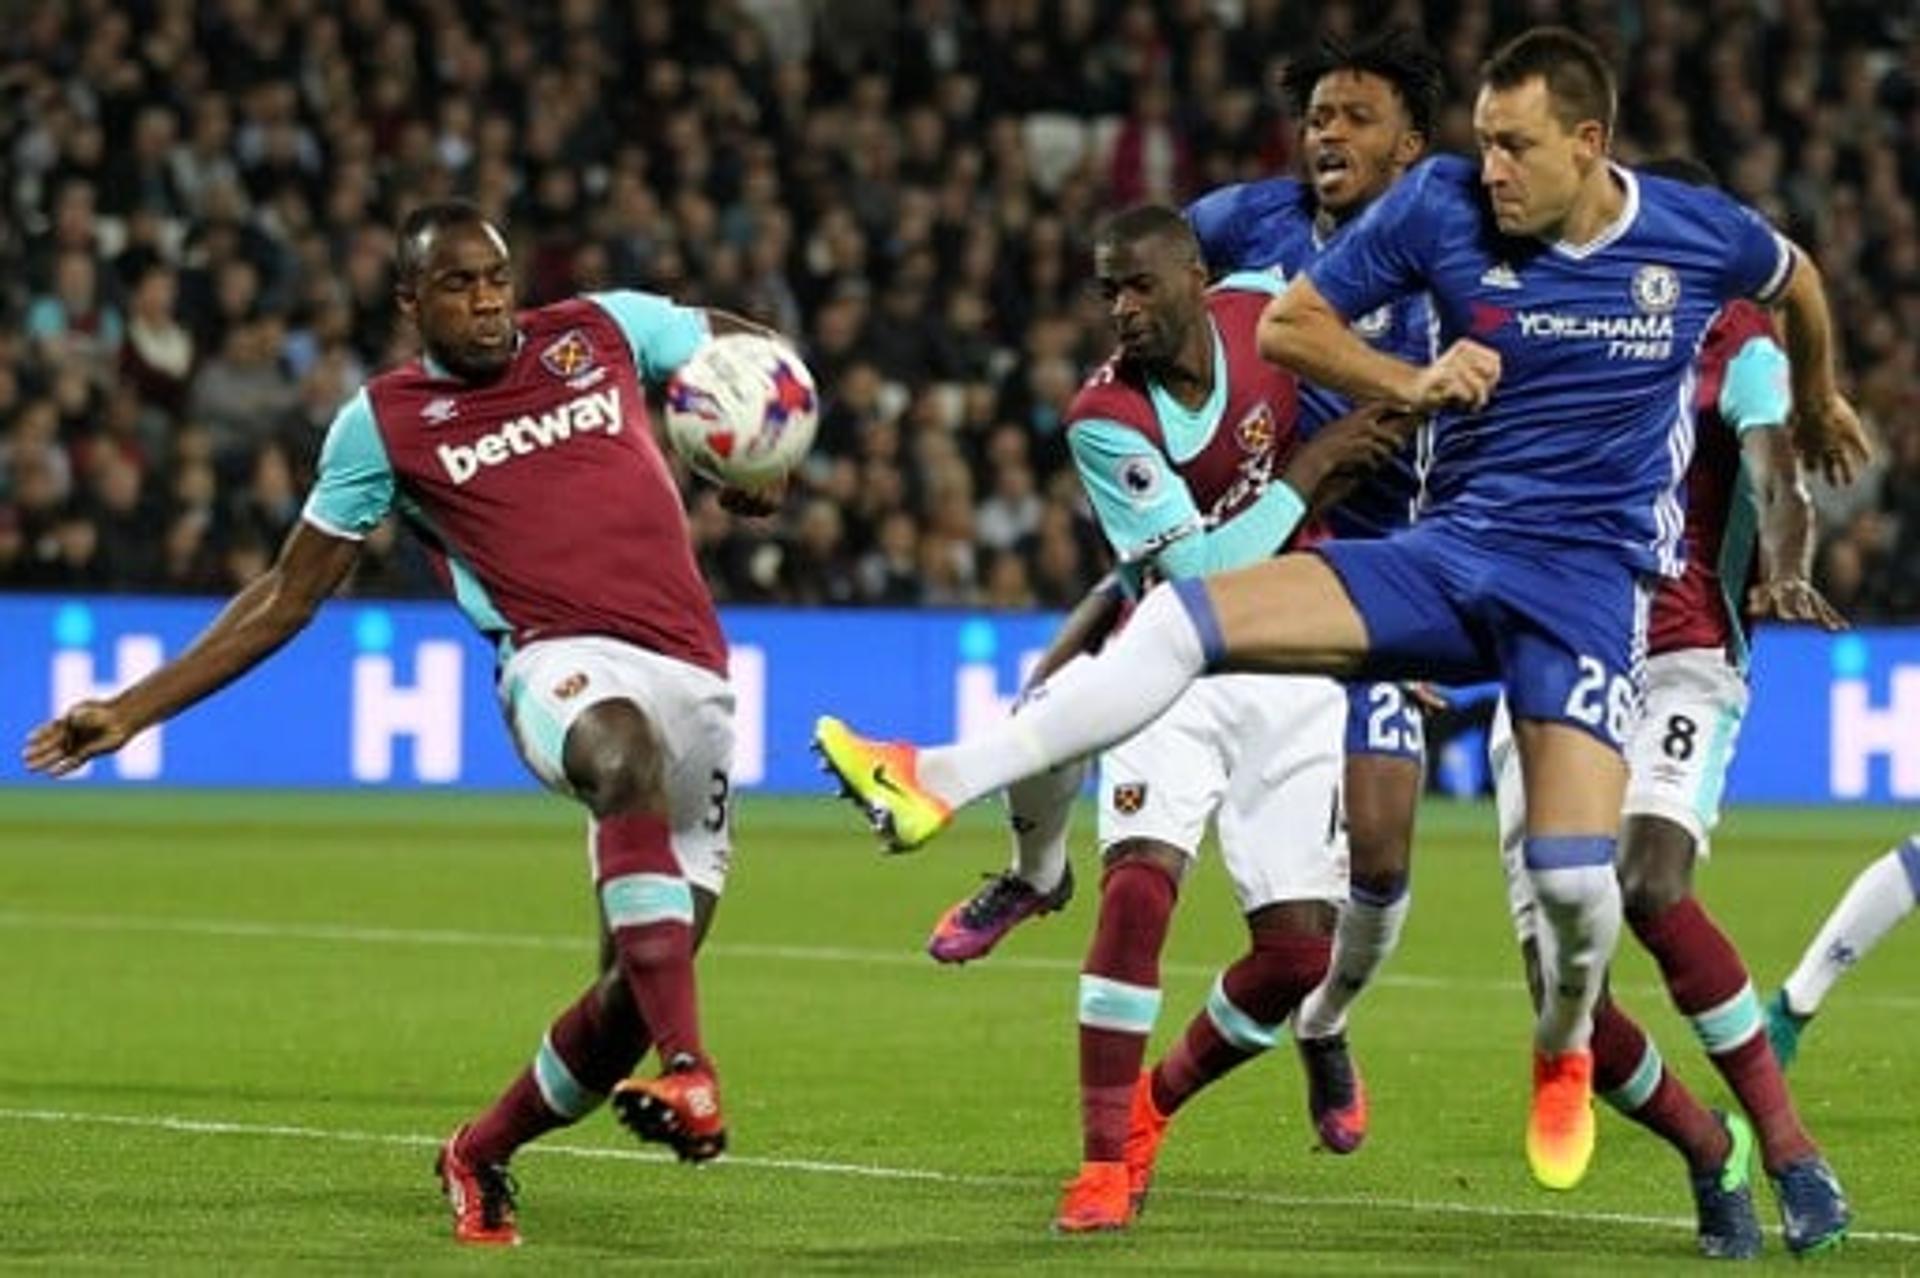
[
  {"left": 4, "top": 907, "right": 1920, "bottom": 1011},
  {"left": 3, "top": 1106, "right": 1914, "bottom": 1245}
]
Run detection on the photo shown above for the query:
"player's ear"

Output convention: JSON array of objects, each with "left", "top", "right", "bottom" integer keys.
[
  {"left": 1573, "top": 119, "right": 1607, "bottom": 162},
  {"left": 1396, "top": 129, "right": 1426, "bottom": 166}
]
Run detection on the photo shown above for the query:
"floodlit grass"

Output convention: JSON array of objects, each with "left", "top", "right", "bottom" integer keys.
[{"left": 1, "top": 791, "right": 1914, "bottom": 1272}]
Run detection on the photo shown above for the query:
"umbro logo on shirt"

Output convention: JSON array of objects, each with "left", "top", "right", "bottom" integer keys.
[
  {"left": 1480, "top": 263, "right": 1522, "bottom": 289},
  {"left": 422, "top": 396, "right": 460, "bottom": 424}
]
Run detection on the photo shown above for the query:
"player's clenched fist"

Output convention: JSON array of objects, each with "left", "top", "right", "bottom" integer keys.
[
  {"left": 1411, "top": 339, "right": 1501, "bottom": 412},
  {"left": 22, "top": 700, "right": 134, "bottom": 777}
]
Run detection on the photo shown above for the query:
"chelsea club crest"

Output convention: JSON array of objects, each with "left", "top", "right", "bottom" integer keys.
[{"left": 1631, "top": 265, "right": 1680, "bottom": 314}]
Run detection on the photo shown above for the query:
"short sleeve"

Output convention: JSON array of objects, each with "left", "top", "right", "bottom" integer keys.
[
  {"left": 1068, "top": 418, "right": 1204, "bottom": 571},
  {"left": 301, "top": 389, "right": 395, "bottom": 539},
  {"left": 1718, "top": 336, "right": 1792, "bottom": 434},
  {"left": 1213, "top": 271, "right": 1286, "bottom": 298},
  {"left": 1707, "top": 191, "right": 1795, "bottom": 304},
  {"left": 1304, "top": 159, "right": 1440, "bottom": 320},
  {"left": 585, "top": 290, "right": 711, "bottom": 382},
  {"left": 1186, "top": 184, "right": 1248, "bottom": 272}
]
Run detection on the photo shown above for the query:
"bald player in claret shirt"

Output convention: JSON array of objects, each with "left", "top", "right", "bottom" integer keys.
[{"left": 26, "top": 200, "right": 798, "bottom": 1247}]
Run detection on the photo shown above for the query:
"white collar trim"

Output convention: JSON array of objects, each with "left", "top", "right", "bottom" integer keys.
[{"left": 1546, "top": 163, "right": 1637, "bottom": 260}]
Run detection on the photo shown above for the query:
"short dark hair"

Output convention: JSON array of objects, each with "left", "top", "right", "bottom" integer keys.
[
  {"left": 396, "top": 199, "right": 493, "bottom": 286},
  {"left": 1481, "top": 26, "right": 1616, "bottom": 138},
  {"left": 1639, "top": 155, "right": 1719, "bottom": 189},
  {"left": 1094, "top": 204, "right": 1201, "bottom": 265},
  {"left": 1280, "top": 26, "right": 1445, "bottom": 142}
]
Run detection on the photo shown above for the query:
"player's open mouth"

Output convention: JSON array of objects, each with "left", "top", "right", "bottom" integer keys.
[{"left": 1314, "top": 153, "right": 1352, "bottom": 182}]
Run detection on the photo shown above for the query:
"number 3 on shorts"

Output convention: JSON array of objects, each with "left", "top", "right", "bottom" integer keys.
[
  {"left": 1563, "top": 655, "right": 1635, "bottom": 746},
  {"left": 704, "top": 769, "right": 731, "bottom": 833}
]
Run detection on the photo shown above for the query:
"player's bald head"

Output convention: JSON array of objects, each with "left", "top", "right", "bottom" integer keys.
[
  {"left": 394, "top": 199, "right": 517, "bottom": 381},
  {"left": 1094, "top": 205, "right": 1203, "bottom": 268},
  {"left": 1093, "top": 205, "right": 1209, "bottom": 368},
  {"left": 396, "top": 200, "right": 505, "bottom": 293}
]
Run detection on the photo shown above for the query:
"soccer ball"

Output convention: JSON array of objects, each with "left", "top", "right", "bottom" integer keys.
[{"left": 663, "top": 332, "right": 819, "bottom": 486}]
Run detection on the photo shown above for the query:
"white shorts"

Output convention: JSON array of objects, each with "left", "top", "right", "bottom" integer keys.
[
  {"left": 1097, "top": 672, "right": 1349, "bottom": 913},
  {"left": 1492, "top": 646, "right": 1747, "bottom": 943},
  {"left": 1621, "top": 646, "right": 1749, "bottom": 849},
  {"left": 498, "top": 636, "right": 736, "bottom": 894}
]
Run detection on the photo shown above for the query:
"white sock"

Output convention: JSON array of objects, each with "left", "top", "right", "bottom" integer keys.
[
  {"left": 1782, "top": 836, "right": 1920, "bottom": 1018},
  {"left": 1526, "top": 846, "right": 1622, "bottom": 1054},
  {"left": 1294, "top": 884, "right": 1411, "bottom": 1039},
  {"left": 917, "top": 582, "right": 1212, "bottom": 810},
  {"left": 1003, "top": 760, "right": 1084, "bottom": 893}
]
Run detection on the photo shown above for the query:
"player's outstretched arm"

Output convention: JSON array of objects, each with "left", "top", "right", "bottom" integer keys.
[
  {"left": 21, "top": 523, "right": 361, "bottom": 776},
  {"left": 1770, "top": 249, "right": 1872, "bottom": 486},
  {"left": 1742, "top": 427, "right": 1844, "bottom": 629},
  {"left": 1259, "top": 277, "right": 1499, "bottom": 412}
]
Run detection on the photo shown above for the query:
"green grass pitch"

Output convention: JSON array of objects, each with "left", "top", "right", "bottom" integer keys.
[{"left": 1, "top": 790, "right": 1916, "bottom": 1272}]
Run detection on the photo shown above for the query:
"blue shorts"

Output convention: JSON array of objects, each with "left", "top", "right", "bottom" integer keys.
[
  {"left": 1344, "top": 680, "right": 1426, "bottom": 761},
  {"left": 1317, "top": 521, "right": 1649, "bottom": 753}
]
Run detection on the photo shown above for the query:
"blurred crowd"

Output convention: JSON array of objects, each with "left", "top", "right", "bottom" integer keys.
[{"left": 1, "top": 0, "right": 1916, "bottom": 615}]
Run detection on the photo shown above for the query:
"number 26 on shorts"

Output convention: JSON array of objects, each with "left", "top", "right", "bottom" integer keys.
[{"left": 1563, "top": 656, "right": 1636, "bottom": 746}]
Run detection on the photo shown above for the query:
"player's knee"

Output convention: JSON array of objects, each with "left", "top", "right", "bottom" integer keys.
[
  {"left": 1616, "top": 858, "right": 1688, "bottom": 920},
  {"left": 1246, "top": 898, "right": 1336, "bottom": 940},
  {"left": 1343, "top": 760, "right": 1420, "bottom": 881},
  {"left": 1528, "top": 864, "right": 1614, "bottom": 916},
  {"left": 1348, "top": 859, "right": 1409, "bottom": 903},
  {"left": 1616, "top": 816, "right": 1694, "bottom": 921},
  {"left": 564, "top": 700, "right": 668, "bottom": 816},
  {"left": 1099, "top": 845, "right": 1181, "bottom": 922}
]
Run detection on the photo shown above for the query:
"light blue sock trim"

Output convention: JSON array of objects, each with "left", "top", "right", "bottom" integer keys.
[
  {"left": 1078, "top": 973, "right": 1162, "bottom": 1034},
  {"left": 1204, "top": 975, "right": 1283, "bottom": 1053},
  {"left": 1692, "top": 984, "right": 1763, "bottom": 1055},
  {"left": 1601, "top": 1039, "right": 1664, "bottom": 1113},
  {"left": 601, "top": 873, "right": 695, "bottom": 929},
  {"left": 533, "top": 1032, "right": 602, "bottom": 1120}
]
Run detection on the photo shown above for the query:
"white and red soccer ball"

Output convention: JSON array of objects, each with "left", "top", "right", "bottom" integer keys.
[{"left": 663, "top": 332, "right": 819, "bottom": 486}]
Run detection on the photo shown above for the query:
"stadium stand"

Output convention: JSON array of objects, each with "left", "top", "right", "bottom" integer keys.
[{"left": 0, "top": 0, "right": 1914, "bottom": 612}]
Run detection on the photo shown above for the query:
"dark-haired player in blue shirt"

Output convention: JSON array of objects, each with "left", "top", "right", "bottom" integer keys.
[
  {"left": 1184, "top": 28, "right": 1444, "bottom": 1157},
  {"left": 812, "top": 29, "right": 1869, "bottom": 1237}
]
